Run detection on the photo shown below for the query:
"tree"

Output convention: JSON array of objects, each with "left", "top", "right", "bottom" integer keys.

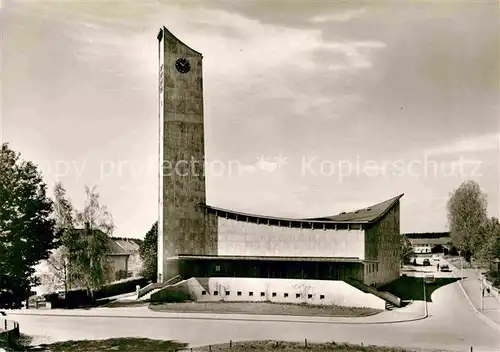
[
  {"left": 74, "top": 186, "right": 114, "bottom": 295},
  {"left": 0, "top": 143, "right": 58, "bottom": 300},
  {"left": 399, "top": 234, "right": 414, "bottom": 267},
  {"left": 38, "top": 247, "right": 68, "bottom": 293},
  {"left": 476, "top": 217, "right": 500, "bottom": 263},
  {"left": 139, "top": 221, "right": 157, "bottom": 281},
  {"left": 447, "top": 180, "right": 488, "bottom": 262},
  {"left": 52, "top": 182, "right": 78, "bottom": 293}
]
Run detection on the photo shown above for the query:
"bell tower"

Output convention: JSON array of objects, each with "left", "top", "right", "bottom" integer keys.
[{"left": 157, "top": 27, "right": 215, "bottom": 283}]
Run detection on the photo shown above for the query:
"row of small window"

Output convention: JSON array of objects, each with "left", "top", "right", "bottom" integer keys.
[
  {"left": 367, "top": 263, "right": 379, "bottom": 274},
  {"left": 201, "top": 290, "right": 325, "bottom": 300}
]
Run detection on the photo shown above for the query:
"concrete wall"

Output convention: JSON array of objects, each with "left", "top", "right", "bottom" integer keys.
[
  {"left": 364, "top": 202, "right": 401, "bottom": 286},
  {"left": 217, "top": 218, "right": 365, "bottom": 258},
  {"left": 158, "top": 28, "right": 216, "bottom": 282},
  {"left": 166, "top": 277, "right": 385, "bottom": 310}
]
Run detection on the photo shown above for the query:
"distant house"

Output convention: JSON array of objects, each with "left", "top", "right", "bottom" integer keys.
[
  {"left": 403, "top": 232, "right": 453, "bottom": 254},
  {"left": 106, "top": 237, "right": 143, "bottom": 281}
]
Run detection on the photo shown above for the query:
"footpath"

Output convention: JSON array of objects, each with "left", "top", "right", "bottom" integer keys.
[
  {"left": 448, "top": 261, "right": 500, "bottom": 331},
  {"left": 6, "top": 300, "right": 427, "bottom": 325}
]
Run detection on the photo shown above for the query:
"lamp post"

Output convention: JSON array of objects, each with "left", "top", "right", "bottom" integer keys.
[
  {"left": 480, "top": 277, "right": 484, "bottom": 310},
  {"left": 458, "top": 250, "right": 463, "bottom": 279}
]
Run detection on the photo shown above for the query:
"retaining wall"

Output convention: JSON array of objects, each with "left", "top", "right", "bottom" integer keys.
[{"left": 152, "top": 277, "right": 386, "bottom": 310}]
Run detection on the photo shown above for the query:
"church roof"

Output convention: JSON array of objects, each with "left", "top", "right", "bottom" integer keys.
[
  {"left": 306, "top": 194, "right": 404, "bottom": 223},
  {"left": 203, "top": 194, "right": 403, "bottom": 225}
]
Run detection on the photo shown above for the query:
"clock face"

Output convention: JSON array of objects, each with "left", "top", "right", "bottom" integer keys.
[{"left": 175, "top": 58, "right": 191, "bottom": 74}]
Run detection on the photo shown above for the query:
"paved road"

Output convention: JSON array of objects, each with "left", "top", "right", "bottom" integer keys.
[{"left": 6, "top": 262, "right": 500, "bottom": 352}]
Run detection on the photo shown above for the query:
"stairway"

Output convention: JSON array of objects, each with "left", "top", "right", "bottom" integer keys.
[{"left": 385, "top": 301, "right": 397, "bottom": 311}]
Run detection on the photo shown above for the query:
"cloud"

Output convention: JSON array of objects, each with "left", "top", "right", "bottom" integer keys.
[
  {"left": 424, "top": 132, "right": 500, "bottom": 156},
  {"left": 236, "top": 154, "right": 289, "bottom": 175},
  {"left": 310, "top": 8, "right": 367, "bottom": 23}
]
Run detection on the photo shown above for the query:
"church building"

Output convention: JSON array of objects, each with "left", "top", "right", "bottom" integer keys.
[{"left": 155, "top": 26, "right": 403, "bottom": 309}]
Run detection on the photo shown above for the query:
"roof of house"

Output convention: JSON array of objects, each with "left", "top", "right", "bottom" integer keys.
[
  {"left": 202, "top": 194, "right": 404, "bottom": 225},
  {"left": 73, "top": 229, "right": 139, "bottom": 256}
]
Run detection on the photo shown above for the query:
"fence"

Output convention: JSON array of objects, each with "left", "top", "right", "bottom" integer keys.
[
  {"left": 0, "top": 319, "right": 20, "bottom": 348},
  {"left": 480, "top": 275, "right": 500, "bottom": 301},
  {"left": 172, "top": 340, "right": 483, "bottom": 352}
]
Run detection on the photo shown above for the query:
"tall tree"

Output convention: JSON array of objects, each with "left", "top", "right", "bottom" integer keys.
[
  {"left": 447, "top": 180, "right": 488, "bottom": 262},
  {"left": 74, "top": 186, "right": 114, "bottom": 295},
  {"left": 139, "top": 221, "right": 158, "bottom": 282},
  {"left": 399, "top": 234, "right": 414, "bottom": 267},
  {"left": 0, "top": 143, "right": 58, "bottom": 300},
  {"left": 38, "top": 182, "right": 80, "bottom": 294},
  {"left": 476, "top": 217, "right": 500, "bottom": 263}
]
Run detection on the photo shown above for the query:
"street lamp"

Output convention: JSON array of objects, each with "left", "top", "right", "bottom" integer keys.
[
  {"left": 480, "top": 277, "right": 484, "bottom": 310},
  {"left": 458, "top": 250, "right": 463, "bottom": 279}
]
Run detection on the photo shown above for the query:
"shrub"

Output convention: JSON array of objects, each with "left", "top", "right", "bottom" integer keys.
[
  {"left": 485, "top": 271, "right": 500, "bottom": 288},
  {"left": 44, "top": 277, "right": 148, "bottom": 308}
]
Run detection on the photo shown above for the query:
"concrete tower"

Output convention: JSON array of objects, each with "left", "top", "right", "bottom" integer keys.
[{"left": 157, "top": 27, "right": 215, "bottom": 283}]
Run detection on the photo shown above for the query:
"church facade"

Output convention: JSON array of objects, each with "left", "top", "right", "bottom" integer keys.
[{"left": 156, "top": 27, "right": 402, "bottom": 301}]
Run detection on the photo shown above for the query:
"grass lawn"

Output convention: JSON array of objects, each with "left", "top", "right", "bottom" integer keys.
[
  {"left": 379, "top": 276, "right": 458, "bottom": 302},
  {"left": 6, "top": 338, "right": 443, "bottom": 352},
  {"left": 149, "top": 301, "right": 382, "bottom": 317}
]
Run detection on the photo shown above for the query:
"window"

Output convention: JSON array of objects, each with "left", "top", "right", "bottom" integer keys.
[
  {"left": 237, "top": 291, "right": 242, "bottom": 296},
  {"left": 320, "top": 295, "right": 325, "bottom": 299},
  {"left": 249, "top": 292, "right": 253, "bottom": 296},
  {"left": 272, "top": 292, "right": 277, "bottom": 297},
  {"left": 284, "top": 293, "right": 288, "bottom": 298},
  {"left": 201, "top": 291, "right": 206, "bottom": 295},
  {"left": 308, "top": 294, "right": 312, "bottom": 299},
  {"left": 261, "top": 292, "right": 265, "bottom": 297},
  {"left": 213, "top": 291, "right": 218, "bottom": 296},
  {"left": 225, "top": 291, "right": 230, "bottom": 296},
  {"left": 296, "top": 293, "right": 300, "bottom": 298}
]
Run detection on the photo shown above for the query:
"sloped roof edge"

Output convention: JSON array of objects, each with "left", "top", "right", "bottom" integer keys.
[{"left": 202, "top": 194, "right": 403, "bottom": 225}]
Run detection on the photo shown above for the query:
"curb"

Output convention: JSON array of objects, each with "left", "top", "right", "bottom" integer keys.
[
  {"left": 7, "top": 306, "right": 428, "bottom": 326},
  {"left": 448, "top": 263, "right": 500, "bottom": 333}
]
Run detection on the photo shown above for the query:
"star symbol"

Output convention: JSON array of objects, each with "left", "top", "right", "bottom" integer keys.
[{"left": 274, "top": 154, "right": 288, "bottom": 168}]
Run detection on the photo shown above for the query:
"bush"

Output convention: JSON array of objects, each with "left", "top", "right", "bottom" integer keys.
[{"left": 485, "top": 271, "right": 500, "bottom": 288}]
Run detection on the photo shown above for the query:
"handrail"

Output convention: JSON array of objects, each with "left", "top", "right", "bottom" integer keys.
[
  {"left": 345, "top": 278, "right": 401, "bottom": 307},
  {"left": 137, "top": 275, "right": 183, "bottom": 298}
]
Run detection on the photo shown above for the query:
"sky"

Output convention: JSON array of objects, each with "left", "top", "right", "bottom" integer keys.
[{"left": 2, "top": 0, "right": 499, "bottom": 238}]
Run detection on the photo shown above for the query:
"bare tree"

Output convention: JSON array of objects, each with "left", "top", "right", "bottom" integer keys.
[
  {"left": 447, "top": 180, "right": 488, "bottom": 262},
  {"left": 51, "top": 182, "right": 76, "bottom": 294},
  {"left": 39, "top": 247, "right": 68, "bottom": 293},
  {"left": 74, "top": 186, "right": 114, "bottom": 296}
]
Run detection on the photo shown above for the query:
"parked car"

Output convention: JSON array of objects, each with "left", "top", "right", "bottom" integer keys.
[
  {"left": 432, "top": 255, "right": 440, "bottom": 262},
  {"left": 440, "top": 264, "right": 451, "bottom": 272},
  {"left": 424, "top": 274, "right": 435, "bottom": 284},
  {"left": 423, "top": 259, "right": 431, "bottom": 266}
]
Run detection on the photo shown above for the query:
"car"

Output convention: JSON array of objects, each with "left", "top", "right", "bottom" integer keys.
[
  {"left": 423, "top": 259, "right": 431, "bottom": 266},
  {"left": 440, "top": 264, "right": 451, "bottom": 272},
  {"left": 432, "top": 255, "right": 440, "bottom": 262},
  {"left": 424, "top": 274, "right": 435, "bottom": 284}
]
